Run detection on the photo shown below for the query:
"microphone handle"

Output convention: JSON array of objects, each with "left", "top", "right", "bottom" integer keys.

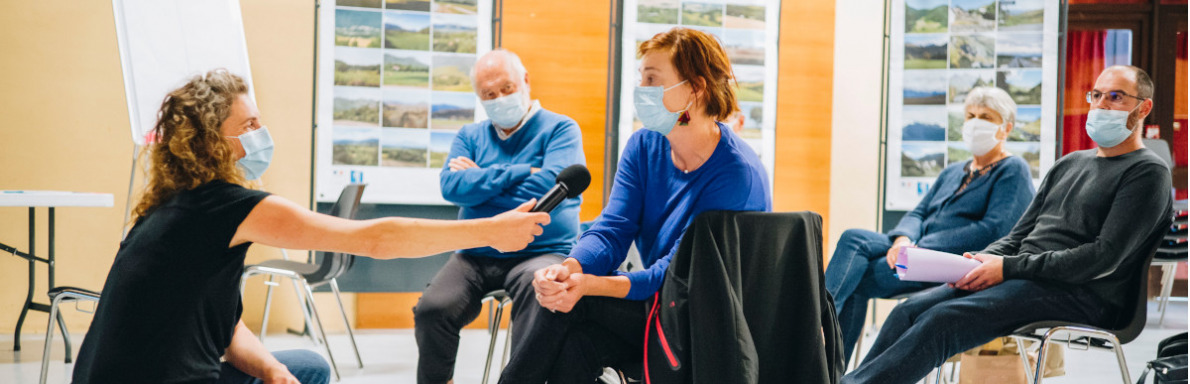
[{"left": 531, "top": 184, "right": 569, "bottom": 213}]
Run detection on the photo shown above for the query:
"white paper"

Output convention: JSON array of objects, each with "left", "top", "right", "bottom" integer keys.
[{"left": 895, "top": 247, "right": 981, "bottom": 283}]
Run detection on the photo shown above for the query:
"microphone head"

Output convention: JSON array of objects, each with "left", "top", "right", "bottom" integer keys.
[{"left": 556, "top": 164, "right": 591, "bottom": 199}]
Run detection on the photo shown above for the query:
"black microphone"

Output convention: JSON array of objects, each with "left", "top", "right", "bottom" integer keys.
[{"left": 531, "top": 164, "right": 591, "bottom": 213}]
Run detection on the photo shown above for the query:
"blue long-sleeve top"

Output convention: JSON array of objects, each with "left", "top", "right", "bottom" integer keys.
[
  {"left": 439, "top": 107, "right": 585, "bottom": 258},
  {"left": 571, "top": 124, "right": 771, "bottom": 300},
  {"left": 887, "top": 156, "right": 1036, "bottom": 254}
]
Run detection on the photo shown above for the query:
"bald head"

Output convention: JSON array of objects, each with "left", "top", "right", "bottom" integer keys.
[
  {"left": 471, "top": 49, "right": 529, "bottom": 101},
  {"left": 1098, "top": 65, "right": 1154, "bottom": 100}
]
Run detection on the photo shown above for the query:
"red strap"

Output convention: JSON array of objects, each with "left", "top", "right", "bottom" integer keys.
[{"left": 644, "top": 294, "right": 660, "bottom": 384}]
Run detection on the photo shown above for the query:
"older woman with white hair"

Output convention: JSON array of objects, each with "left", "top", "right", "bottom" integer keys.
[{"left": 825, "top": 86, "right": 1036, "bottom": 362}]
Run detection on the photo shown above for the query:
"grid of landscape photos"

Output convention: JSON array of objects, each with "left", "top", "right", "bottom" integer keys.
[
  {"left": 632, "top": 0, "right": 769, "bottom": 155},
  {"left": 330, "top": 0, "right": 479, "bottom": 170},
  {"left": 899, "top": 0, "right": 1045, "bottom": 183}
]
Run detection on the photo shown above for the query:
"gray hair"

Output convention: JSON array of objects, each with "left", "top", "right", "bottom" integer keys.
[
  {"left": 470, "top": 48, "right": 527, "bottom": 91},
  {"left": 964, "top": 86, "right": 1016, "bottom": 125}
]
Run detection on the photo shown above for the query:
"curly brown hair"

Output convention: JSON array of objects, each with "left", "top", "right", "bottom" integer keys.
[{"left": 132, "top": 69, "right": 250, "bottom": 220}]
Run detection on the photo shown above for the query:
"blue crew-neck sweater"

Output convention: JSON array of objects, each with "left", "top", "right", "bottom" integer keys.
[
  {"left": 439, "top": 107, "right": 585, "bottom": 258},
  {"left": 571, "top": 123, "right": 771, "bottom": 300}
]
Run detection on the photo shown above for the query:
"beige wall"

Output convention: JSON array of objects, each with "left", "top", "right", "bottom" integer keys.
[{"left": 828, "top": 4, "right": 885, "bottom": 256}]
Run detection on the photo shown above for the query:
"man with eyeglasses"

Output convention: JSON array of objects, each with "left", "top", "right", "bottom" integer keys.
[{"left": 843, "top": 65, "right": 1173, "bottom": 384}]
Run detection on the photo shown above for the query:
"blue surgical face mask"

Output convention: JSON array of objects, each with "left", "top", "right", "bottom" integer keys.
[
  {"left": 481, "top": 90, "right": 529, "bottom": 129},
  {"left": 1085, "top": 104, "right": 1139, "bottom": 148},
  {"left": 634, "top": 80, "right": 689, "bottom": 136},
  {"left": 227, "top": 126, "right": 273, "bottom": 181}
]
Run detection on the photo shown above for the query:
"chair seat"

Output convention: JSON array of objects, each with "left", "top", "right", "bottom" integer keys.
[
  {"left": 251, "top": 259, "right": 322, "bottom": 279},
  {"left": 483, "top": 290, "right": 509, "bottom": 301},
  {"left": 48, "top": 286, "right": 100, "bottom": 300}
]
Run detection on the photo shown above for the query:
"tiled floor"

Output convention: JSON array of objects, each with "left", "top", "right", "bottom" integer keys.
[{"left": 3, "top": 301, "right": 1185, "bottom": 383}]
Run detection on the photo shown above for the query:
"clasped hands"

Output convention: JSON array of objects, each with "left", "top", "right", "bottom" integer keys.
[{"left": 532, "top": 258, "right": 586, "bottom": 313}]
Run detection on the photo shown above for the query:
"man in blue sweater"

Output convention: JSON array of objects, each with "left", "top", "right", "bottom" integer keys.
[{"left": 414, "top": 48, "right": 585, "bottom": 384}]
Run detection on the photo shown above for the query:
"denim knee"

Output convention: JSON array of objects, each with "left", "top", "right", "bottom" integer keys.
[{"left": 274, "top": 349, "right": 331, "bottom": 384}]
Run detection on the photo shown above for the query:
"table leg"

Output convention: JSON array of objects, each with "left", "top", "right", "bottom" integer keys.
[{"left": 13, "top": 208, "right": 35, "bottom": 351}]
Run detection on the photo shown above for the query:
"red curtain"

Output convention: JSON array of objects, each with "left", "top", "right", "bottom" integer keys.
[{"left": 1062, "top": 30, "right": 1107, "bottom": 155}]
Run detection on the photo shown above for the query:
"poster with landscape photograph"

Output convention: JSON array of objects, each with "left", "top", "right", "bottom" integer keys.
[
  {"left": 619, "top": 0, "right": 780, "bottom": 192},
  {"left": 886, "top": 0, "right": 1057, "bottom": 210},
  {"left": 316, "top": 0, "right": 492, "bottom": 204}
]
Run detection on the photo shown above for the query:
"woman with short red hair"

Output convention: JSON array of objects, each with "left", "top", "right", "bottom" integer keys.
[{"left": 496, "top": 27, "right": 772, "bottom": 383}]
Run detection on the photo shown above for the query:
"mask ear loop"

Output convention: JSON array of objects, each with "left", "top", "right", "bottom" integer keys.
[{"left": 677, "top": 81, "right": 696, "bottom": 126}]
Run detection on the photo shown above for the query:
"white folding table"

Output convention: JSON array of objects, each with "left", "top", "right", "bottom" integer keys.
[{"left": 0, "top": 191, "right": 113, "bottom": 358}]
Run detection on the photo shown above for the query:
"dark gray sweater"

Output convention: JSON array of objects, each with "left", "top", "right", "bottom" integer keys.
[{"left": 984, "top": 147, "right": 1173, "bottom": 309}]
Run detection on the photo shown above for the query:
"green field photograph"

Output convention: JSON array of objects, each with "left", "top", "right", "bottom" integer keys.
[
  {"left": 433, "top": 0, "right": 477, "bottom": 15},
  {"left": 725, "top": 4, "right": 764, "bottom": 30},
  {"left": 335, "top": 9, "right": 382, "bottom": 48},
  {"left": 947, "top": 104, "right": 965, "bottom": 141},
  {"left": 904, "top": 70, "right": 947, "bottom": 105},
  {"left": 334, "top": 47, "right": 383, "bottom": 87},
  {"left": 1005, "top": 141, "right": 1041, "bottom": 178},
  {"left": 724, "top": 29, "right": 764, "bottom": 66},
  {"left": 999, "top": 0, "right": 1044, "bottom": 32},
  {"left": 432, "top": 13, "right": 477, "bottom": 53},
  {"left": 950, "top": 0, "right": 995, "bottom": 33},
  {"left": 333, "top": 86, "right": 381, "bottom": 126},
  {"left": 638, "top": 0, "right": 678, "bottom": 24},
  {"left": 902, "top": 142, "right": 946, "bottom": 178},
  {"left": 948, "top": 70, "right": 994, "bottom": 104},
  {"left": 339, "top": 0, "right": 382, "bottom": 9},
  {"left": 681, "top": 2, "right": 723, "bottom": 27},
  {"left": 382, "top": 90, "right": 429, "bottom": 128},
  {"left": 906, "top": 0, "right": 947, "bottom": 33},
  {"left": 429, "top": 131, "right": 456, "bottom": 168},
  {"left": 384, "top": 51, "right": 431, "bottom": 88},
  {"left": 949, "top": 34, "right": 995, "bottom": 69},
  {"left": 997, "top": 69, "right": 1042, "bottom": 105},
  {"left": 904, "top": 34, "right": 947, "bottom": 69},
  {"left": 1010, "top": 106, "right": 1042, "bottom": 142},
  {"left": 384, "top": 11, "right": 431, "bottom": 50},
  {"left": 381, "top": 128, "right": 429, "bottom": 167},
  {"left": 997, "top": 33, "right": 1043, "bottom": 68},
  {"left": 332, "top": 127, "right": 380, "bottom": 166},
  {"left": 733, "top": 64, "right": 764, "bottom": 102},
  {"left": 947, "top": 142, "right": 973, "bottom": 166},
  {"left": 431, "top": 54, "right": 475, "bottom": 92},
  {"left": 385, "top": 0, "right": 429, "bottom": 12},
  {"left": 430, "top": 91, "right": 475, "bottom": 130}
]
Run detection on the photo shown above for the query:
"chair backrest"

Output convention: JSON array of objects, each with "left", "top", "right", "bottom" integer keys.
[
  {"left": 1115, "top": 221, "right": 1169, "bottom": 343},
  {"left": 308, "top": 183, "right": 366, "bottom": 283},
  {"left": 1142, "top": 138, "right": 1174, "bottom": 169}
]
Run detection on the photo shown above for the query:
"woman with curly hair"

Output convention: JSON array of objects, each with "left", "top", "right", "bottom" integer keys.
[{"left": 71, "top": 69, "right": 551, "bottom": 384}]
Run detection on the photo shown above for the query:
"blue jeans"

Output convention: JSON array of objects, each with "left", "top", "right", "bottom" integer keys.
[
  {"left": 841, "top": 280, "right": 1113, "bottom": 384},
  {"left": 217, "top": 349, "right": 331, "bottom": 384},
  {"left": 825, "top": 229, "right": 936, "bottom": 361}
]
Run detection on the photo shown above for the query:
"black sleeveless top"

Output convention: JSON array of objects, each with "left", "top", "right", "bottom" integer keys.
[{"left": 73, "top": 181, "right": 269, "bottom": 384}]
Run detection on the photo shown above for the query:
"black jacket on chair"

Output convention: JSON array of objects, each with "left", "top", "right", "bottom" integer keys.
[{"left": 645, "top": 210, "right": 845, "bottom": 384}]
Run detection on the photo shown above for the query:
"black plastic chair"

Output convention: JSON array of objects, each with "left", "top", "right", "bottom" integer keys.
[
  {"left": 240, "top": 183, "right": 366, "bottom": 381},
  {"left": 38, "top": 286, "right": 100, "bottom": 384},
  {"left": 1007, "top": 241, "right": 1164, "bottom": 384}
]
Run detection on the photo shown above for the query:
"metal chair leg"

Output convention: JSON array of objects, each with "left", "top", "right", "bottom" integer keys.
[
  {"left": 39, "top": 295, "right": 63, "bottom": 384},
  {"left": 482, "top": 299, "right": 506, "bottom": 384},
  {"left": 1109, "top": 336, "right": 1131, "bottom": 384},
  {"left": 1012, "top": 337, "right": 1036, "bottom": 384},
  {"left": 329, "top": 279, "right": 363, "bottom": 368},
  {"left": 302, "top": 279, "right": 341, "bottom": 381},
  {"left": 260, "top": 275, "right": 276, "bottom": 341},
  {"left": 56, "top": 310, "right": 71, "bottom": 363},
  {"left": 502, "top": 302, "right": 513, "bottom": 370},
  {"left": 1158, "top": 264, "right": 1176, "bottom": 325}
]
